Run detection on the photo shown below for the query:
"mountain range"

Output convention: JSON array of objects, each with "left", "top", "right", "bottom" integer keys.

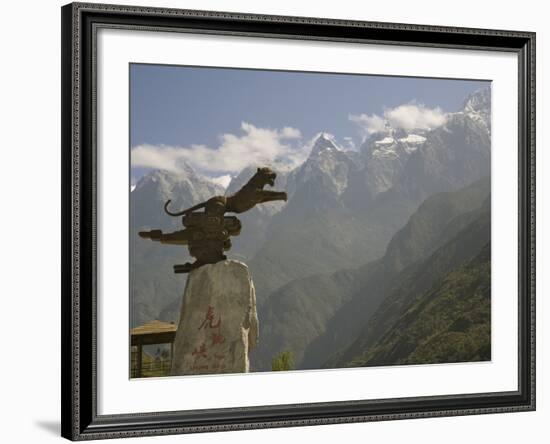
[
  {"left": 130, "top": 87, "right": 491, "bottom": 372},
  {"left": 254, "top": 177, "right": 490, "bottom": 370}
]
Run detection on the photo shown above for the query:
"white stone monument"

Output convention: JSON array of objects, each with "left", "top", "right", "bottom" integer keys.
[{"left": 170, "top": 260, "right": 259, "bottom": 376}]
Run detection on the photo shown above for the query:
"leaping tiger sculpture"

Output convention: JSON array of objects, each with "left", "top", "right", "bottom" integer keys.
[{"left": 139, "top": 167, "right": 287, "bottom": 273}]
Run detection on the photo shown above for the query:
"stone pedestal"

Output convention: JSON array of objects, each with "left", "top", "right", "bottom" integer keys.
[{"left": 170, "top": 260, "right": 259, "bottom": 376}]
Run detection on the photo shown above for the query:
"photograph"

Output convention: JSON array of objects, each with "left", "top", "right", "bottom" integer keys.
[
  {"left": 129, "top": 64, "right": 492, "bottom": 378},
  {"left": 59, "top": 2, "right": 536, "bottom": 439},
  {"left": 3, "top": 0, "right": 546, "bottom": 442}
]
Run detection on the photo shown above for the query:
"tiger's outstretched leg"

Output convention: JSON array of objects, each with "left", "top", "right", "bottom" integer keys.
[{"left": 257, "top": 190, "right": 287, "bottom": 203}]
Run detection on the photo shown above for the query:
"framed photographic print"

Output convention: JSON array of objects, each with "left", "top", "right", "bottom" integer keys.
[{"left": 61, "top": 2, "right": 536, "bottom": 440}]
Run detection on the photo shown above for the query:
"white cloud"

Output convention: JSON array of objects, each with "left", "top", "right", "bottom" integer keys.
[
  {"left": 385, "top": 104, "right": 447, "bottom": 131},
  {"left": 131, "top": 144, "right": 186, "bottom": 173},
  {"left": 210, "top": 174, "right": 232, "bottom": 189},
  {"left": 349, "top": 103, "right": 447, "bottom": 135},
  {"left": 349, "top": 113, "right": 386, "bottom": 135},
  {"left": 281, "top": 127, "right": 302, "bottom": 138},
  {"left": 131, "top": 122, "right": 305, "bottom": 175}
]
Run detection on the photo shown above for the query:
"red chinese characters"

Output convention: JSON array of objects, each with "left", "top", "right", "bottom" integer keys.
[
  {"left": 191, "top": 342, "right": 208, "bottom": 359},
  {"left": 211, "top": 332, "right": 225, "bottom": 345},
  {"left": 198, "top": 305, "right": 221, "bottom": 330},
  {"left": 197, "top": 305, "right": 226, "bottom": 346},
  {"left": 191, "top": 306, "right": 228, "bottom": 371}
]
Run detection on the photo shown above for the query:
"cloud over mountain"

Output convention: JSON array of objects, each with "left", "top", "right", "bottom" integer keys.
[
  {"left": 349, "top": 113, "right": 386, "bottom": 135},
  {"left": 210, "top": 174, "right": 232, "bottom": 189},
  {"left": 350, "top": 103, "right": 447, "bottom": 135},
  {"left": 131, "top": 122, "right": 304, "bottom": 175}
]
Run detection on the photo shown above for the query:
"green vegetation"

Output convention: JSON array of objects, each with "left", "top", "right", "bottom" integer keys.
[
  {"left": 346, "top": 243, "right": 491, "bottom": 367},
  {"left": 320, "top": 196, "right": 491, "bottom": 369},
  {"left": 271, "top": 351, "right": 294, "bottom": 371}
]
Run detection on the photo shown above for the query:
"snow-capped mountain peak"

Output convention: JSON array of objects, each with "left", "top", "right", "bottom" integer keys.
[
  {"left": 291, "top": 133, "right": 354, "bottom": 196},
  {"left": 462, "top": 87, "right": 490, "bottom": 114},
  {"left": 308, "top": 133, "right": 342, "bottom": 157},
  {"left": 460, "top": 87, "right": 491, "bottom": 133},
  {"left": 357, "top": 124, "right": 428, "bottom": 196},
  {"left": 132, "top": 164, "right": 224, "bottom": 211},
  {"left": 366, "top": 127, "right": 425, "bottom": 161},
  {"left": 363, "top": 122, "right": 427, "bottom": 157},
  {"left": 374, "top": 136, "right": 395, "bottom": 146}
]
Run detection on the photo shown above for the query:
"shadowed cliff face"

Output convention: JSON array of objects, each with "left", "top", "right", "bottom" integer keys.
[
  {"left": 342, "top": 242, "right": 491, "bottom": 368},
  {"left": 324, "top": 198, "right": 491, "bottom": 369},
  {"left": 251, "top": 178, "right": 490, "bottom": 371}
]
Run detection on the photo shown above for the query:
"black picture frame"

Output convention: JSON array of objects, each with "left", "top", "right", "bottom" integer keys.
[{"left": 61, "top": 2, "right": 536, "bottom": 440}]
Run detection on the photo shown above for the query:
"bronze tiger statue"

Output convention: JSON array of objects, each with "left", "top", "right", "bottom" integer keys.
[
  {"left": 139, "top": 167, "right": 287, "bottom": 273},
  {"left": 164, "top": 167, "right": 287, "bottom": 217}
]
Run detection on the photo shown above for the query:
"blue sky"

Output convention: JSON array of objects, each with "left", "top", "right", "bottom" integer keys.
[{"left": 130, "top": 63, "right": 489, "bottom": 187}]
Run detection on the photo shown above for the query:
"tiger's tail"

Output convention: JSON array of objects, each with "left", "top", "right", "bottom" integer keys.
[{"left": 164, "top": 199, "right": 206, "bottom": 216}]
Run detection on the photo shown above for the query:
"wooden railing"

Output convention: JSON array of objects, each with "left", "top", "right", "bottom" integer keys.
[{"left": 130, "top": 355, "right": 172, "bottom": 378}]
